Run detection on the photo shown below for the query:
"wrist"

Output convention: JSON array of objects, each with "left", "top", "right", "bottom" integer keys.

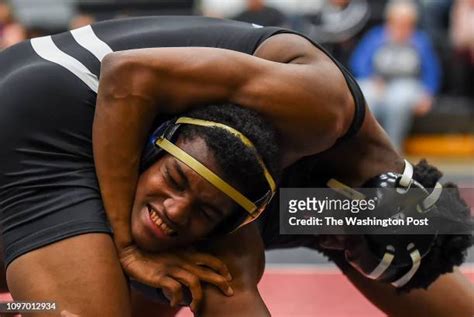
[{"left": 114, "top": 234, "right": 133, "bottom": 251}]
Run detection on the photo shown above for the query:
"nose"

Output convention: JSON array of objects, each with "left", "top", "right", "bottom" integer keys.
[{"left": 163, "top": 195, "right": 192, "bottom": 227}]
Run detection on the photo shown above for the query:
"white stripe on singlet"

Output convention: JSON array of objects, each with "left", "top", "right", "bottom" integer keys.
[
  {"left": 31, "top": 36, "right": 99, "bottom": 93},
  {"left": 70, "top": 25, "right": 113, "bottom": 62}
]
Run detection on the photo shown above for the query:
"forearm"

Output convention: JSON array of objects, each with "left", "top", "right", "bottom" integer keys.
[
  {"left": 101, "top": 47, "right": 348, "bottom": 159},
  {"left": 93, "top": 55, "right": 159, "bottom": 248}
]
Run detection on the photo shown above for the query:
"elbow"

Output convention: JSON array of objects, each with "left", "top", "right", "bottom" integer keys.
[
  {"left": 101, "top": 52, "right": 124, "bottom": 76},
  {"left": 99, "top": 52, "right": 153, "bottom": 101},
  {"left": 99, "top": 52, "right": 130, "bottom": 96},
  {"left": 100, "top": 52, "right": 138, "bottom": 87},
  {"left": 101, "top": 51, "right": 134, "bottom": 74}
]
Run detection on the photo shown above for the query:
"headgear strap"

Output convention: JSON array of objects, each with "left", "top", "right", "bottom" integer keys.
[
  {"left": 391, "top": 243, "right": 422, "bottom": 288},
  {"left": 154, "top": 117, "right": 276, "bottom": 231},
  {"left": 367, "top": 245, "right": 395, "bottom": 280},
  {"left": 327, "top": 160, "right": 443, "bottom": 288}
]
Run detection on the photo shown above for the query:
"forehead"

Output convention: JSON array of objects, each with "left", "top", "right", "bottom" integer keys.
[{"left": 168, "top": 137, "right": 236, "bottom": 211}]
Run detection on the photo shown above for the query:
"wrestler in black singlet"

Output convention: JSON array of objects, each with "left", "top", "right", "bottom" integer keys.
[{"left": 0, "top": 16, "right": 365, "bottom": 267}]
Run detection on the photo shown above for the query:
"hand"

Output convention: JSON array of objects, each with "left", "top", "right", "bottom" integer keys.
[
  {"left": 119, "top": 245, "right": 233, "bottom": 313},
  {"left": 414, "top": 94, "right": 433, "bottom": 116}
]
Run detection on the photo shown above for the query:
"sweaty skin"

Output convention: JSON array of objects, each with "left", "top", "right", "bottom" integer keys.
[
  {"left": 93, "top": 32, "right": 474, "bottom": 317},
  {"left": 94, "top": 32, "right": 353, "bottom": 253},
  {"left": 92, "top": 32, "right": 353, "bottom": 315},
  {"left": 189, "top": 106, "right": 474, "bottom": 317}
]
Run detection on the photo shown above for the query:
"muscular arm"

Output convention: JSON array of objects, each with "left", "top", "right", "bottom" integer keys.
[{"left": 93, "top": 36, "right": 352, "bottom": 248}]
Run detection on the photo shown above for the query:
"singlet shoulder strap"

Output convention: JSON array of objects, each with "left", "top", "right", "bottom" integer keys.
[{"left": 262, "top": 28, "right": 367, "bottom": 145}]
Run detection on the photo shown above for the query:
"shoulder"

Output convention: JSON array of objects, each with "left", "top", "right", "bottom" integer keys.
[{"left": 254, "top": 32, "right": 325, "bottom": 64}]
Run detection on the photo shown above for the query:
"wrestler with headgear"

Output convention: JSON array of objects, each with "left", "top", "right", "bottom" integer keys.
[
  {"left": 1, "top": 15, "right": 471, "bottom": 316},
  {"left": 90, "top": 16, "right": 473, "bottom": 316}
]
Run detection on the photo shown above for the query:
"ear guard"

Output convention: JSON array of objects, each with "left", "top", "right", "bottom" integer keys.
[
  {"left": 140, "top": 117, "right": 276, "bottom": 233},
  {"left": 328, "top": 160, "right": 443, "bottom": 288}
]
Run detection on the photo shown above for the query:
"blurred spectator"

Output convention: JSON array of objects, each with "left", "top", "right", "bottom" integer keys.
[
  {"left": 1, "top": 22, "right": 25, "bottom": 48},
  {"left": 0, "top": 0, "right": 12, "bottom": 30},
  {"left": 200, "top": 0, "right": 245, "bottom": 18},
  {"left": 0, "top": 0, "right": 26, "bottom": 49},
  {"left": 0, "top": 0, "right": 13, "bottom": 41},
  {"left": 306, "top": 0, "right": 370, "bottom": 44},
  {"left": 69, "top": 13, "right": 95, "bottom": 30},
  {"left": 350, "top": 0, "right": 441, "bottom": 151},
  {"left": 450, "top": 0, "right": 474, "bottom": 56},
  {"left": 232, "top": 0, "right": 287, "bottom": 27},
  {"left": 10, "top": 0, "right": 74, "bottom": 33},
  {"left": 298, "top": 0, "right": 370, "bottom": 65},
  {"left": 449, "top": 0, "right": 474, "bottom": 98}
]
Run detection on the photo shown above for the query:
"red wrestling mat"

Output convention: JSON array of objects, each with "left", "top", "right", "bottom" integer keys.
[
  {"left": 256, "top": 267, "right": 384, "bottom": 317},
  {"left": 178, "top": 266, "right": 474, "bottom": 317},
  {"left": 1, "top": 267, "right": 473, "bottom": 316}
]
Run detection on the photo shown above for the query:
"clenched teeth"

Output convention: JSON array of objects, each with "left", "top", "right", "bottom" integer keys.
[{"left": 149, "top": 208, "right": 176, "bottom": 236}]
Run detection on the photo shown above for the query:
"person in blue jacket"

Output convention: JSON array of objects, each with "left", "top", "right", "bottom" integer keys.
[{"left": 350, "top": 0, "right": 441, "bottom": 150}]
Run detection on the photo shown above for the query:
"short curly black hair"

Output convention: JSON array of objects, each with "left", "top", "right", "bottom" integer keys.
[
  {"left": 179, "top": 104, "right": 280, "bottom": 199},
  {"left": 398, "top": 159, "right": 473, "bottom": 291}
]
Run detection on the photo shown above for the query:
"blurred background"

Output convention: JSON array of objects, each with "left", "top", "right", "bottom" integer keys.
[
  {"left": 1, "top": 0, "right": 472, "bottom": 157},
  {"left": 0, "top": 0, "right": 472, "bottom": 316}
]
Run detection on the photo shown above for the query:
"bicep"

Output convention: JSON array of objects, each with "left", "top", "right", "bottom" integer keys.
[{"left": 102, "top": 47, "right": 350, "bottom": 157}]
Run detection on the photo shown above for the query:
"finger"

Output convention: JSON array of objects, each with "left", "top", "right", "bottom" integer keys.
[
  {"left": 181, "top": 263, "right": 233, "bottom": 296},
  {"left": 168, "top": 268, "right": 203, "bottom": 313},
  {"left": 122, "top": 255, "right": 178, "bottom": 288},
  {"left": 183, "top": 252, "right": 232, "bottom": 281},
  {"left": 159, "top": 276, "right": 184, "bottom": 308}
]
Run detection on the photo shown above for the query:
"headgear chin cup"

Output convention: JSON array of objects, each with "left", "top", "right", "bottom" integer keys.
[
  {"left": 332, "top": 160, "right": 443, "bottom": 288},
  {"left": 140, "top": 117, "right": 276, "bottom": 233}
]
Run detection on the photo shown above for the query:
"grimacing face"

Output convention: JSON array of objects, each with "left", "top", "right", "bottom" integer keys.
[{"left": 131, "top": 136, "right": 236, "bottom": 252}]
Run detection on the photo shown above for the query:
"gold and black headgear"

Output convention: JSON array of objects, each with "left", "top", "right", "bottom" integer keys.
[{"left": 141, "top": 117, "right": 276, "bottom": 233}]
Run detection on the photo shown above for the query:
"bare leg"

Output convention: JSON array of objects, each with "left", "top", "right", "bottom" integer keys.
[
  {"left": 130, "top": 288, "right": 181, "bottom": 317},
  {"left": 197, "top": 224, "right": 270, "bottom": 317},
  {"left": 6, "top": 233, "right": 131, "bottom": 317}
]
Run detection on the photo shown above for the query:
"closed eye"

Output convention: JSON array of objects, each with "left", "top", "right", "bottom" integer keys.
[
  {"left": 200, "top": 208, "right": 215, "bottom": 222},
  {"left": 200, "top": 205, "right": 223, "bottom": 223},
  {"left": 165, "top": 167, "right": 185, "bottom": 192}
]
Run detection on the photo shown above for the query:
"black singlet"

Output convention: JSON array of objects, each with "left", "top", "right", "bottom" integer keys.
[{"left": 0, "top": 16, "right": 365, "bottom": 266}]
